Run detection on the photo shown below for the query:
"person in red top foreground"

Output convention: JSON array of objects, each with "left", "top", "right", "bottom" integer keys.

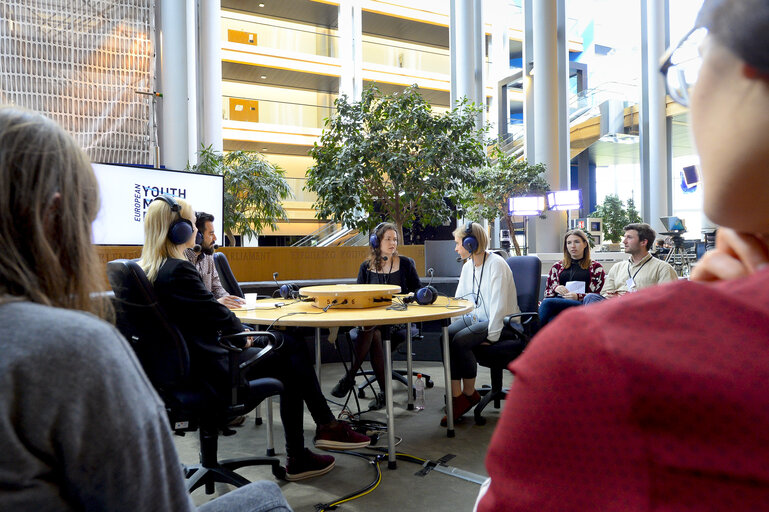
[{"left": 477, "top": 1, "right": 769, "bottom": 510}]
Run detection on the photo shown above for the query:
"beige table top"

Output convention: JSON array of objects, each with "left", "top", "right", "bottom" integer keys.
[{"left": 234, "top": 294, "right": 473, "bottom": 328}]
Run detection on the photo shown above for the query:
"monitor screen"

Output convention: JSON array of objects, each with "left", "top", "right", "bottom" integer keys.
[
  {"left": 682, "top": 165, "right": 699, "bottom": 188},
  {"left": 660, "top": 216, "right": 686, "bottom": 232},
  {"left": 91, "top": 163, "right": 224, "bottom": 245},
  {"left": 590, "top": 220, "right": 602, "bottom": 232}
]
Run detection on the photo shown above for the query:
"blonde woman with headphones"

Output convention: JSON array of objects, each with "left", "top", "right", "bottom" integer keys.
[
  {"left": 139, "top": 196, "right": 370, "bottom": 482},
  {"left": 442, "top": 222, "right": 519, "bottom": 427}
]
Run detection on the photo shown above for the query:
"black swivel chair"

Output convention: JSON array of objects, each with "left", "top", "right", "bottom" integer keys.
[
  {"left": 213, "top": 252, "right": 245, "bottom": 299},
  {"left": 106, "top": 259, "right": 286, "bottom": 493},
  {"left": 345, "top": 326, "right": 434, "bottom": 404},
  {"left": 213, "top": 251, "right": 274, "bottom": 431},
  {"left": 472, "top": 255, "right": 541, "bottom": 425}
]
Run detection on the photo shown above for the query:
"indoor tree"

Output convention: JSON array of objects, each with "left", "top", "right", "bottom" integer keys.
[
  {"left": 188, "top": 146, "right": 292, "bottom": 246},
  {"left": 591, "top": 194, "right": 642, "bottom": 244},
  {"left": 306, "top": 85, "right": 488, "bottom": 243},
  {"left": 457, "top": 147, "right": 550, "bottom": 255}
]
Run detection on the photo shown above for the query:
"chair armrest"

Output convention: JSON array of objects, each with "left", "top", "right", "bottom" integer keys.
[
  {"left": 219, "top": 331, "right": 282, "bottom": 371},
  {"left": 504, "top": 311, "right": 538, "bottom": 327}
]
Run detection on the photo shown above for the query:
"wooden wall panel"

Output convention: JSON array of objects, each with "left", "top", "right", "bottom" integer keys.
[{"left": 95, "top": 245, "right": 427, "bottom": 287}]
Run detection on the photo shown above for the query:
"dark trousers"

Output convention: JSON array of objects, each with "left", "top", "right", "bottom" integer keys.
[
  {"left": 538, "top": 297, "right": 583, "bottom": 328},
  {"left": 447, "top": 318, "right": 490, "bottom": 380},
  {"left": 239, "top": 333, "right": 334, "bottom": 457}
]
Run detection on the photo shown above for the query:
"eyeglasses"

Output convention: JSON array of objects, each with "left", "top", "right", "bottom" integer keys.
[{"left": 659, "top": 27, "right": 708, "bottom": 107}]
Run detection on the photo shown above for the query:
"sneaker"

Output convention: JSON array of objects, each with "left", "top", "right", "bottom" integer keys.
[
  {"left": 331, "top": 375, "right": 354, "bottom": 398},
  {"left": 368, "top": 392, "right": 385, "bottom": 411},
  {"left": 285, "top": 448, "right": 335, "bottom": 481},
  {"left": 314, "top": 420, "right": 371, "bottom": 450},
  {"left": 440, "top": 394, "right": 471, "bottom": 427}
]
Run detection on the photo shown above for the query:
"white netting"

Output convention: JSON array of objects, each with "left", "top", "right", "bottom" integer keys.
[{"left": 0, "top": 1, "right": 155, "bottom": 165}]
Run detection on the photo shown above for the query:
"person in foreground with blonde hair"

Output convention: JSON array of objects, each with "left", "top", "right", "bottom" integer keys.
[{"left": 0, "top": 106, "right": 290, "bottom": 511}]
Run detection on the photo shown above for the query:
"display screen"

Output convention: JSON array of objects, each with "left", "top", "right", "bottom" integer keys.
[{"left": 91, "top": 163, "right": 224, "bottom": 245}]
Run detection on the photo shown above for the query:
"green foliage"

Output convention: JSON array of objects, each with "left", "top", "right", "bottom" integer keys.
[
  {"left": 188, "top": 146, "right": 292, "bottom": 246},
  {"left": 306, "top": 85, "right": 488, "bottom": 243},
  {"left": 457, "top": 147, "right": 550, "bottom": 254},
  {"left": 591, "top": 194, "right": 641, "bottom": 243}
]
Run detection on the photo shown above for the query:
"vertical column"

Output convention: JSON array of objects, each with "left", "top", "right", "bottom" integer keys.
[
  {"left": 185, "top": 0, "right": 198, "bottom": 166},
  {"left": 489, "top": 3, "right": 510, "bottom": 136},
  {"left": 157, "top": 1, "right": 189, "bottom": 169},
  {"left": 531, "top": 0, "right": 566, "bottom": 253},
  {"left": 339, "top": 1, "right": 363, "bottom": 101},
  {"left": 450, "top": 0, "right": 483, "bottom": 123},
  {"left": 642, "top": 0, "right": 669, "bottom": 233},
  {"left": 200, "top": 0, "right": 223, "bottom": 153}
]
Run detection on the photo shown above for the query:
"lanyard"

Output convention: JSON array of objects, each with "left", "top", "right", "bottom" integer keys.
[
  {"left": 627, "top": 256, "right": 651, "bottom": 282},
  {"left": 472, "top": 252, "right": 488, "bottom": 306},
  {"left": 377, "top": 258, "right": 393, "bottom": 285}
]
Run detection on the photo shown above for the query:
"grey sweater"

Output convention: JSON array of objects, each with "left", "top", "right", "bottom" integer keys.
[{"left": 0, "top": 301, "right": 195, "bottom": 511}]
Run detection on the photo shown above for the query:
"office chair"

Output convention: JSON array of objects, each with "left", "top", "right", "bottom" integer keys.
[
  {"left": 106, "top": 259, "right": 287, "bottom": 493},
  {"left": 213, "top": 250, "right": 274, "bottom": 432},
  {"left": 337, "top": 327, "right": 433, "bottom": 411},
  {"left": 472, "top": 255, "right": 541, "bottom": 425},
  {"left": 213, "top": 251, "right": 245, "bottom": 298}
]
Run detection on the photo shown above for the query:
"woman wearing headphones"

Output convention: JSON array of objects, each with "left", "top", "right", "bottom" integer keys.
[
  {"left": 331, "top": 222, "right": 422, "bottom": 409},
  {"left": 442, "top": 222, "right": 519, "bottom": 426},
  {"left": 139, "top": 197, "right": 370, "bottom": 482},
  {"left": 538, "top": 228, "right": 605, "bottom": 328}
]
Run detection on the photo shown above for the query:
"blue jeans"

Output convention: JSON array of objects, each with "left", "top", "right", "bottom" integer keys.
[
  {"left": 198, "top": 480, "right": 292, "bottom": 512},
  {"left": 582, "top": 293, "right": 606, "bottom": 306},
  {"left": 538, "top": 297, "right": 582, "bottom": 328}
]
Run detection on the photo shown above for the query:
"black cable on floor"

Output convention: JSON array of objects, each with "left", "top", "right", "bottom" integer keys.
[{"left": 314, "top": 450, "right": 385, "bottom": 512}]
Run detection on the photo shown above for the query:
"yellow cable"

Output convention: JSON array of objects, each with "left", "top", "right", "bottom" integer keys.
[{"left": 319, "top": 460, "right": 382, "bottom": 511}]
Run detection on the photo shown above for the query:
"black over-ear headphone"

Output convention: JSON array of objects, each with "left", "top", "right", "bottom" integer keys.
[
  {"left": 369, "top": 222, "right": 386, "bottom": 248},
  {"left": 403, "top": 285, "right": 438, "bottom": 305},
  {"left": 273, "top": 272, "right": 300, "bottom": 299},
  {"left": 402, "top": 267, "right": 438, "bottom": 305},
  {"left": 462, "top": 221, "right": 479, "bottom": 253},
  {"left": 153, "top": 194, "right": 195, "bottom": 245}
]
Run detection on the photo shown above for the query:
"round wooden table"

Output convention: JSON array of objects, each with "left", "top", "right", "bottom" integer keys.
[{"left": 235, "top": 294, "right": 473, "bottom": 468}]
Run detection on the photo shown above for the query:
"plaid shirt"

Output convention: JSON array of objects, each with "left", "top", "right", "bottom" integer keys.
[{"left": 184, "top": 248, "right": 228, "bottom": 299}]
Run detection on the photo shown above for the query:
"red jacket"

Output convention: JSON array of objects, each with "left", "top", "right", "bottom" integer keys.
[{"left": 479, "top": 270, "right": 769, "bottom": 511}]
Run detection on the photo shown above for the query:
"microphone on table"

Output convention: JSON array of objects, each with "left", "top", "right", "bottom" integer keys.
[{"left": 426, "top": 267, "right": 435, "bottom": 287}]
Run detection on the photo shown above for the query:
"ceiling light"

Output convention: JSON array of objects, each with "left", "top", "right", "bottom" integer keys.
[{"left": 260, "top": 75, "right": 267, "bottom": 79}]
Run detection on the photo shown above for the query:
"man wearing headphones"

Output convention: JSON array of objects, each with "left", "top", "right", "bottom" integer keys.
[
  {"left": 442, "top": 222, "right": 519, "bottom": 427},
  {"left": 184, "top": 211, "right": 245, "bottom": 309}
]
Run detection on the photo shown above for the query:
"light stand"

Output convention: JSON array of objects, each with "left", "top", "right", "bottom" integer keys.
[{"left": 509, "top": 196, "right": 545, "bottom": 255}]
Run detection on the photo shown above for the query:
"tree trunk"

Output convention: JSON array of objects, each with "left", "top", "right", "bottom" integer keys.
[{"left": 226, "top": 229, "right": 236, "bottom": 247}]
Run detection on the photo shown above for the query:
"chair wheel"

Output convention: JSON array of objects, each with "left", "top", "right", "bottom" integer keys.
[
  {"left": 273, "top": 465, "right": 287, "bottom": 480},
  {"left": 426, "top": 380, "right": 434, "bottom": 389},
  {"left": 358, "top": 389, "right": 366, "bottom": 398},
  {"left": 475, "top": 415, "right": 487, "bottom": 426}
]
